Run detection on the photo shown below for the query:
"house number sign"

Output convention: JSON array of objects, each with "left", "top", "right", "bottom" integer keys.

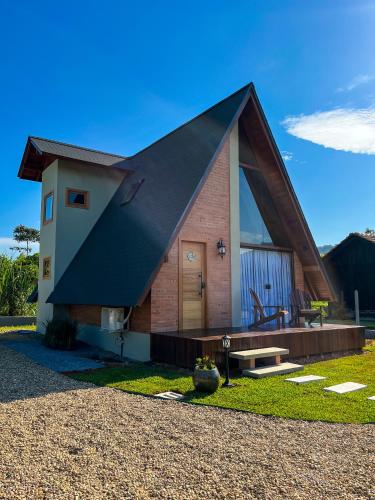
[{"left": 186, "top": 251, "right": 197, "bottom": 262}]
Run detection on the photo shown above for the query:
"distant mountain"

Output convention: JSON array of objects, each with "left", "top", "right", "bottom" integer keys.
[{"left": 317, "top": 244, "right": 334, "bottom": 256}]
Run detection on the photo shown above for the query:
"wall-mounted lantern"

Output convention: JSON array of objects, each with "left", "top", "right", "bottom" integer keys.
[{"left": 217, "top": 238, "right": 226, "bottom": 258}]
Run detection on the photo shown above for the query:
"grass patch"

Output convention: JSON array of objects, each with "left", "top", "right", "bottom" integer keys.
[
  {"left": 0, "top": 324, "right": 36, "bottom": 334},
  {"left": 364, "top": 340, "right": 375, "bottom": 353},
  {"left": 70, "top": 347, "right": 375, "bottom": 424}
]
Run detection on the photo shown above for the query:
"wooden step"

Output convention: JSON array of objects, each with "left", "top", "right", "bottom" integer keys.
[
  {"left": 230, "top": 347, "right": 289, "bottom": 370},
  {"left": 229, "top": 347, "right": 289, "bottom": 360},
  {"left": 242, "top": 362, "right": 304, "bottom": 379}
]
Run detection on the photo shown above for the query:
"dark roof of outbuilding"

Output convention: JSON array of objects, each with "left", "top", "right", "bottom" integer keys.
[
  {"left": 323, "top": 232, "right": 375, "bottom": 259},
  {"left": 30, "top": 137, "right": 127, "bottom": 166},
  {"left": 47, "top": 84, "right": 252, "bottom": 306},
  {"left": 27, "top": 284, "right": 38, "bottom": 303},
  {"left": 360, "top": 232, "right": 375, "bottom": 243},
  {"left": 18, "top": 137, "right": 128, "bottom": 181}
]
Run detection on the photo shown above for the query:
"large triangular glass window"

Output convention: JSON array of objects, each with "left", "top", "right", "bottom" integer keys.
[{"left": 239, "top": 167, "right": 273, "bottom": 245}]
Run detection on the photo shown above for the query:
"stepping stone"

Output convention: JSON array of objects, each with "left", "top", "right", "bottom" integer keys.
[
  {"left": 155, "top": 391, "right": 185, "bottom": 400},
  {"left": 285, "top": 375, "right": 326, "bottom": 384},
  {"left": 368, "top": 396, "right": 375, "bottom": 401},
  {"left": 243, "top": 362, "right": 303, "bottom": 379},
  {"left": 324, "top": 382, "right": 367, "bottom": 394}
]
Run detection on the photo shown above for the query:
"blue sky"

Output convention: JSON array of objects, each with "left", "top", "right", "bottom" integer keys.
[{"left": 1, "top": 0, "right": 374, "bottom": 254}]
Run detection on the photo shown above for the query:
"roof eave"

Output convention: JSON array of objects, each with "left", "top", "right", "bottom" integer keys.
[
  {"left": 249, "top": 88, "right": 336, "bottom": 301},
  {"left": 18, "top": 138, "right": 132, "bottom": 182}
]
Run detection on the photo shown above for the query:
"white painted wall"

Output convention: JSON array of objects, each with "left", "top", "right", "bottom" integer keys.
[
  {"left": 229, "top": 122, "right": 242, "bottom": 327},
  {"left": 37, "top": 160, "right": 125, "bottom": 331},
  {"left": 55, "top": 160, "right": 125, "bottom": 282},
  {"left": 77, "top": 326, "right": 151, "bottom": 362},
  {"left": 37, "top": 161, "right": 58, "bottom": 331}
]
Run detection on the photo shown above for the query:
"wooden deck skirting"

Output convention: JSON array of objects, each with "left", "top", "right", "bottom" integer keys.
[{"left": 150, "top": 324, "right": 365, "bottom": 368}]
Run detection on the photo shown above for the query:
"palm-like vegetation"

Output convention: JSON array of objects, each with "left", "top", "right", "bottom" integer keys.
[{"left": 0, "top": 254, "right": 38, "bottom": 316}]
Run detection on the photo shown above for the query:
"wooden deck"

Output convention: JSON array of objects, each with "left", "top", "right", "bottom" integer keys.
[{"left": 150, "top": 324, "right": 365, "bottom": 368}]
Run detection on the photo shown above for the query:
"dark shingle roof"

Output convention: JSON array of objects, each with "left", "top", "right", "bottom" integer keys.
[
  {"left": 323, "top": 232, "right": 375, "bottom": 259},
  {"left": 30, "top": 137, "right": 127, "bottom": 167},
  {"left": 47, "top": 84, "right": 252, "bottom": 306},
  {"left": 360, "top": 232, "right": 375, "bottom": 243},
  {"left": 27, "top": 284, "right": 38, "bottom": 303}
]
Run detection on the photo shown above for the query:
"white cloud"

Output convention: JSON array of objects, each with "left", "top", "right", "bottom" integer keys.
[
  {"left": 0, "top": 237, "right": 39, "bottom": 256},
  {"left": 282, "top": 107, "right": 375, "bottom": 155},
  {"left": 281, "top": 151, "right": 293, "bottom": 161},
  {"left": 337, "top": 74, "right": 374, "bottom": 92}
]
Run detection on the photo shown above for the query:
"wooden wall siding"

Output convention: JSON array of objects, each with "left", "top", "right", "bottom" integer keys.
[
  {"left": 150, "top": 139, "right": 232, "bottom": 332},
  {"left": 293, "top": 252, "right": 305, "bottom": 291},
  {"left": 151, "top": 325, "right": 365, "bottom": 368},
  {"left": 239, "top": 97, "right": 334, "bottom": 301},
  {"left": 69, "top": 304, "right": 101, "bottom": 326},
  {"left": 131, "top": 293, "right": 151, "bottom": 332},
  {"left": 323, "top": 236, "right": 375, "bottom": 310}
]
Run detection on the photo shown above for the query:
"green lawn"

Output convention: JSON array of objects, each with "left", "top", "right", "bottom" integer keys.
[
  {"left": 0, "top": 324, "right": 36, "bottom": 334},
  {"left": 71, "top": 342, "right": 375, "bottom": 424}
]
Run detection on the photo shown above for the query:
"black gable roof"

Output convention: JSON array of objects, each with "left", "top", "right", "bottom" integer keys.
[
  {"left": 323, "top": 232, "right": 375, "bottom": 259},
  {"left": 48, "top": 84, "right": 252, "bottom": 306},
  {"left": 18, "top": 137, "right": 128, "bottom": 181}
]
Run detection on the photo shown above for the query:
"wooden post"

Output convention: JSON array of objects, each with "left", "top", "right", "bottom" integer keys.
[{"left": 354, "top": 290, "right": 360, "bottom": 325}]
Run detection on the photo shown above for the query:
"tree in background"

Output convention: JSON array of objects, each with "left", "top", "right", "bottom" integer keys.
[{"left": 11, "top": 225, "right": 40, "bottom": 255}]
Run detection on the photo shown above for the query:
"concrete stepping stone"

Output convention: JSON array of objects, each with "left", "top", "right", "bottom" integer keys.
[
  {"left": 324, "top": 382, "right": 367, "bottom": 394},
  {"left": 285, "top": 375, "right": 326, "bottom": 384},
  {"left": 155, "top": 391, "right": 185, "bottom": 400},
  {"left": 368, "top": 396, "right": 375, "bottom": 401},
  {"left": 243, "top": 362, "right": 303, "bottom": 378}
]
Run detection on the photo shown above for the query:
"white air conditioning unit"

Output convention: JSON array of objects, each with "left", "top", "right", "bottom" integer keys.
[{"left": 101, "top": 307, "right": 124, "bottom": 332}]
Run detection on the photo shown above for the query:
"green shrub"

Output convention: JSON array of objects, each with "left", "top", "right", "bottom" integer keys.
[
  {"left": 0, "top": 254, "right": 38, "bottom": 316},
  {"left": 43, "top": 318, "right": 77, "bottom": 350}
]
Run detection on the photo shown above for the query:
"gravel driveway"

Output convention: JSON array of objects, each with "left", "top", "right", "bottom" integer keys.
[{"left": 0, "top": 344, "right": 374, "bottom": 499}]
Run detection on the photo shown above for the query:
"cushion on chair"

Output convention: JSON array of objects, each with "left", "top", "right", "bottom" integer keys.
[{"left": 299, "top": 309, "right": 320, "bottom": 315}]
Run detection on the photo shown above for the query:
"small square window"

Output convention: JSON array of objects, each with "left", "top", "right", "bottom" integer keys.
[
  {"left": 42, "top": 257, "right": 51, "bottom": 279},
  {"left": 43, "top": 192, "right": 54, "bottom": 224},
  {"left": 66, "top": 188, "right": 89, "bottom": 209}
]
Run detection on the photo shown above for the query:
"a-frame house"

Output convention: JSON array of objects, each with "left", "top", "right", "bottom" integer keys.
[{"left": 19, "top": 83, "right": 364, "bottom": 366}]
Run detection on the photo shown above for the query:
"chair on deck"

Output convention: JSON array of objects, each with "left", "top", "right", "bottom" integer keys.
[
  {"left": 249, "top": 288, "right": 288, "bottom": 329},
  {"left": 290, "top": 289, "right": 323, "bottom": 327}
]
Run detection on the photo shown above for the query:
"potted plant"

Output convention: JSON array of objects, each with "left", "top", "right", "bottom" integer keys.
[{"left": 193, "top": 356, "right": 220, "bottom": 393}]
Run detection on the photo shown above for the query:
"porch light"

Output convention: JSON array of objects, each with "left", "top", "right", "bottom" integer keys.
[
  {"left": 222, "top": 334, "right": 231, "bottom": 349},
  {"left": 217, "top": 238, "right": 226, "bottom": 258},
  {"left": 222, "top": 334, "right": 234, "bottom": 388}
]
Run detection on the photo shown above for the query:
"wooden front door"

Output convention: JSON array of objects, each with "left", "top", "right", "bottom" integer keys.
[{"left": 181, "top": 241, "right": 206, "bottom": 330}]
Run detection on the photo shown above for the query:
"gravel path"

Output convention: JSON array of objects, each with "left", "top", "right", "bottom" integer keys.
[{"left": 0, "top": 344, "right": 374, "bottom": 499}]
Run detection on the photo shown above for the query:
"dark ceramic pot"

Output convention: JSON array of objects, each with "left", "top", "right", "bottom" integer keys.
[{"left": 193, "top": 367, "right": 220, "bottom": 393}]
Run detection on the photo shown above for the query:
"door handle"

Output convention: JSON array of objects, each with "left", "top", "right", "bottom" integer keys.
[{"left": 198, "top": 272, "right": 205, "bottom": 296}]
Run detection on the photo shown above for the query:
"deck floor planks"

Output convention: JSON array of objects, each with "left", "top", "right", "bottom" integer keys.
[{"left": 150, "top": 324, "right": 365, "bottom": 368}]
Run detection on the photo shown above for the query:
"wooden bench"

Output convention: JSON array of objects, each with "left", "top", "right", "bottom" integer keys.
[{"left": 229, "top": 347, "right": 289, "bottom": 370}]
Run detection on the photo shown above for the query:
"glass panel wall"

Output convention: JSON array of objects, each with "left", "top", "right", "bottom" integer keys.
[
  {"left": 240, "top": 248, "right": 292, "bottom": 327},
  {"left": 239, "top": 167, "right": 273, "bottom": 245}
]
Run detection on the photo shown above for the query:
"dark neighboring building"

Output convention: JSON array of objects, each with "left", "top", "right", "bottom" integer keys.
[{"left": 323, "top": 233, "right": 375, "bottom": 311}]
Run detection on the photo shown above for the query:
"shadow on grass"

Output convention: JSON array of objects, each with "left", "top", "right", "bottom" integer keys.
[{"left": 70, "top": 364, "right": 191, "bottom": 385}]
